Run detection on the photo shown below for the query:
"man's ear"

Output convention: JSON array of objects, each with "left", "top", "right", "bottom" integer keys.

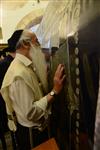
[{"left": 22, "top": 40, "right": 30, "bottom": 49}]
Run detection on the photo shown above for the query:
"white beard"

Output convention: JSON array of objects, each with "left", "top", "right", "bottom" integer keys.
[{"left": 29, "top": 44, "right": 48, "bottom": 93}]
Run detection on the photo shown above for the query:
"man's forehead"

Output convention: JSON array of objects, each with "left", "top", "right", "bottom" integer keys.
[
  {"left": 29, "top": 32, "right": 36, "bottom": 38},
  {"left": 23, "top": 31, "right": 36, "bottom": 38}
]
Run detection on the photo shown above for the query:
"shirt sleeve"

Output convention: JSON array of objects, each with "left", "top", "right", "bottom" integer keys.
[{"left": 9, "top": 77, "right": 48, "bottom": 123}]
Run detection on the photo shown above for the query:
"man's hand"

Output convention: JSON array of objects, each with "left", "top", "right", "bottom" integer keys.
[
  {"left": 53, "top": 64, "right": 66, "bottom": 94},
  {"left": 8, "top": 119, "right": 17, "bottom": 132}
]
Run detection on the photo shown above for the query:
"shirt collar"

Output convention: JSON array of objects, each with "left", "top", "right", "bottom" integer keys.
[{"left": 16, "top": 53, "right": 32, "bottom": 67}]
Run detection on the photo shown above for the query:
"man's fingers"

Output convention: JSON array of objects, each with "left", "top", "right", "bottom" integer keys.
[
  {"left": 57, "top": 64, "right": 64, "bottom": 71},
  {"left": 61, "top": 74, "right": 66, "bottom": 82},
  {"left": 55, "top": 64, "right": 65, "bottom": 75}
]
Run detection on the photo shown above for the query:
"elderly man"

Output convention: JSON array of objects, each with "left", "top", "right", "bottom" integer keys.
[{"left": 1, "top": 30, "right": 66, "bottom": 150}]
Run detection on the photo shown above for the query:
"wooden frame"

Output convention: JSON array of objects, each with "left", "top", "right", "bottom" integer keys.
[
  {"left": 32, "top": 138, "right": 59, "bottom": 150},
  {"left": 0, "top": 44, "right": 8, "bottom": 51}
]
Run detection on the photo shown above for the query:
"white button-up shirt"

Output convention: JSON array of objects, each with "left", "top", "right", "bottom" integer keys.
[{"left": 9, "top": 53, "right": 49, "bottom": 129}]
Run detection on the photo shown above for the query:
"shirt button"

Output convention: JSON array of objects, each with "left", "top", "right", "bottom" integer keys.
[
  {"left": 75, "top": 58, "right": 79, "bottom": 65},
  {"left": 75, "top": 47, "right": 79, "bottom": 55},
  {"left": 75, "top": 68, "right": 80, "bottom": 75},
  {"left": 33, "top": 67, "right": 36, "bottom": 71},
  {"left": 76, "top": 78, "right": 80, "bottom": 85},
  {"left": 76, "top": 88, "right": 80, "bottom": 95},
  {"left": 39, "top": 83, "right": 42, "bottom": 87},
  {"left": 76, "top": 121, "right": 79, "bottom": 127},
  {"left": 76, "top": 128, "right": 79, "bottom": 135}
]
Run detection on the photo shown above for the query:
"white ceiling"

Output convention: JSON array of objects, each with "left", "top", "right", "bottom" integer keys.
[
  {"left": 1, "top": 0, "right": 48, "bottom": 10},
  {"left": 0, "top": 0, "right": 49, "bottom": 43}
]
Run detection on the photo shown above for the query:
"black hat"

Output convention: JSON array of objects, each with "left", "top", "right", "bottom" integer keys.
[{"left": 4, "top": 29, "right": 23, "bottom": 52}]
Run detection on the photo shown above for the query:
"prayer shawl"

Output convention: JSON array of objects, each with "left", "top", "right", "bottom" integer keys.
[{"left": 1, "top": 57, "right": 46, "bottom": 131}]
